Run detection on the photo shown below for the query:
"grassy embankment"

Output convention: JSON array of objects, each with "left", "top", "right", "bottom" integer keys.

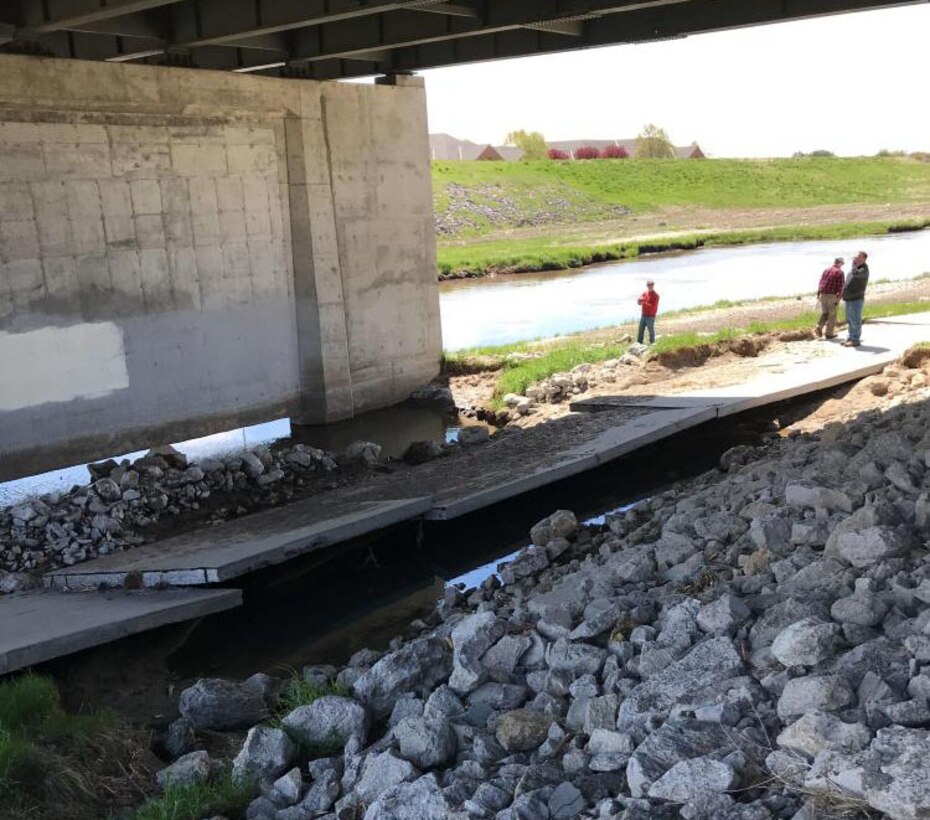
[
  {"left": 433, "top": 157, "right": 930, "bottom": 277},
  {"left": 0, "top": 669, "right": 351, "bottom": 820},
  {"left": 445, "top": 298, "right": 930, "bottom": 408},
  {"left": 0, "top": 673, "right": 153, "bottom": 819}
]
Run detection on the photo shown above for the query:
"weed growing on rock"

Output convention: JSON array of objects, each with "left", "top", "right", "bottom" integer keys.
[
  {"left": 132, "top": 767, "right": 253, "bottom": 820},
  {"left": 275, "top": 671, "right": 349, "bottom": 718}
]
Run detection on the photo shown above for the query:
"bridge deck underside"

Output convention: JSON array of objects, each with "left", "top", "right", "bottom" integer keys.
[{"left": 0, "top": 0, "right": 919, "bottom": 80}]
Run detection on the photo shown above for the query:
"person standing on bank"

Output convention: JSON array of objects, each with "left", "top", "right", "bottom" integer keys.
[
  {"left": 815, "top": 257, "right": 845, "bottom": 339},
  {"left": 842, "top": 250, "right": 870, "bottom": 347},
  {"left": 637, "top": 279, "right": 660, "bottom": 344}
]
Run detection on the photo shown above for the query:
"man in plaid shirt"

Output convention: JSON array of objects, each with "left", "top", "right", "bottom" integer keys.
[{"left": 815, "top": 257, "right": 845, "bottom": 339}]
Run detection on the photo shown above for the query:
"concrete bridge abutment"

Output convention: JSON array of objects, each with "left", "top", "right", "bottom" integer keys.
[{"left": 0, "top": 57, "right": 441, "bottom": 481}]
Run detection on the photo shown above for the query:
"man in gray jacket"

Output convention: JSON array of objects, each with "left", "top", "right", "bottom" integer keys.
[{"left": 842, "top": 250, "right": 870, "bottom": 347}]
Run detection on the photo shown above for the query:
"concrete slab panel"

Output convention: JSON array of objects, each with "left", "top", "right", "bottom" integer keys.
[
  {"left": 426, "top": 452, "right": 599, "bottom": 521},
  {"left": 586, "top": 406, "right": 720, "bottom": 464},
  {"left": 47, "top": 495, "right": 433, "bottom": 590},
  {"left": 0, "top": 588, "right": 241, "bottom": 676},
  {"left": 570, "top": 395, "right": 727, "bottom": 412}
]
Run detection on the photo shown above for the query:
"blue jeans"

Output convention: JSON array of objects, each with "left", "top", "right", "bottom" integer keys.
[
  {"left": 638, "top": 316, "right": 656, "bottom": 344},
  {"left": 845, "top": 299, "right": 864, "bottom": 342}
]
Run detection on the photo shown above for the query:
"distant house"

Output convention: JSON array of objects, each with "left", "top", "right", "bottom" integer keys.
[
  {"left": 676, "top": 142, "right": 706, "bottom": 159},
  {"left": 429, "top": 133, "right": 705, "bottom": 160},
  {"left": 430, "top": 133, "right": 524, "bottom": 161},
  {"left": 430, "top": 133, "right": 514, "bottom": 161},
  {"left": 475, "top": 145, "right": 506, "bottom": 161}
]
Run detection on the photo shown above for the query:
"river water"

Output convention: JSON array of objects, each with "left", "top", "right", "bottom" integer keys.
[{"left": 439, "top": 230, "right": 930, "bottom": 350}]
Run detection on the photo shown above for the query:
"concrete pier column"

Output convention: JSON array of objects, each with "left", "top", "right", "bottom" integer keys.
[
  {"left": 0, "top": 55, "right": 440, "bottom": 480},
  {"left": 286, "top": 86, "right": 354, "bottom": 424}
]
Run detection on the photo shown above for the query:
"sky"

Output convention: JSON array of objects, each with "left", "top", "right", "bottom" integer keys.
[{"left": 419, "top": 4, "right": 930, "bottom": 158}]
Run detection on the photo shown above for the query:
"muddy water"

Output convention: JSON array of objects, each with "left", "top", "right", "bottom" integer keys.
[{"left": 440, "top": 229, "right": 930, "bottom": 350}]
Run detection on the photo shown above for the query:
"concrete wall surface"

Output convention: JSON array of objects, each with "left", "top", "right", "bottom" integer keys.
[{"left": 0, "top": 56, "right": 440, "bottom": 481}]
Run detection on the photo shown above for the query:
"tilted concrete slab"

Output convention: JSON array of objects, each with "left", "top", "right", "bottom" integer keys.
[
  {"left": 47, "top": 496, "right": 432, "bottom": 590},
  {"left": 585, "top": 406, "right": 720, "bottom": 465},
  {"left": 0, "top": 588, "right": 241, "bottom": 676},
  {"left": 570, "top": 395, "right": 727, "bottom": 413},
  {"left": 427, "top": 407, "right": 716, "bottom": 520},
  {"left": 426, "top": 451, "right": 599, "bottom": 521}
]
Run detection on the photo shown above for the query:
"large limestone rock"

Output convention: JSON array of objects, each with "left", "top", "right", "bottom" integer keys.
[
  {"left": 776, "top": 712, "right": 872, "bottom": 759},
  {"left": 626, "top": 718, "right": 736, "bottom": 798},
  {"left": 232, "top": 727, "right": 295, "bottom": 784},
  {"left": 155, "top": 750, "right": 213, "bottom": 790},
  {"left": 281, "top": 696, "right": 369, "bottom": 750},
  {"left": 617, "top": 637, "right": 744, "bottom": 732},
  {"left": 647, "top": 757, "right": 738, "bottom": 802},
  {"left": 770, "top": 619, "right": 841, "bottom": 668},
  {"left": 394, "top": 715, "right": 457, "bottom": 769},
  {"left": 836, "top": 526, "right": 911, "bottom": 568},
  {"left": 351, "top": 636, "right": 452, "bottom": 718},
  {"left": 448, "top": 611, "right": 505, "bottom": 694},
  {"left": 363, "top": 774, "right": 450, "bottom": 820},
  {"left": 178, "top": 678, "right": 269, "bottom": 731},
  {"left": 777, "top": 675, "right": 854, "bottom": 721},
  {"left": 861, "top": 727, "right": 930, "bottom": 820},
  {"left": 785, "top": 482, "right": 853, "bottom": 513},
  {"left": 353, "top": 751, "right": 419, "bottom": 804}
]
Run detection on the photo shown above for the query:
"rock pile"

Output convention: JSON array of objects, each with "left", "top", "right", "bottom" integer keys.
[
  {"left": 435, "top": 183, "right": 630, "bottom": 241},
  {"left": 0, "top": 442, "right": 345, "bottom": 589},
  {"left": 147, "top": 352, "right": 930, "bottom": 820},
  {"left": 501, "top": 346, "right": 649, "bottom": 420}
]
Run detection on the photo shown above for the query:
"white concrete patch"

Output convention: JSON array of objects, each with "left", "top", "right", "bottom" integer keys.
[{"left": 0, "top": 321, "right": 129, "bottom": 410}]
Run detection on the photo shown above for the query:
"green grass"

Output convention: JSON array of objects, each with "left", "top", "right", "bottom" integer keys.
[
  {"left": 433, "top": 156, "right": 930, "bottom": 235},
  {"left": 271, "top": 672, "right": 351, "bottom": 759},
  {"left": 0, "top": 674, "right": 127, "bottom": 817},
  {"left": 275, "top": 672, "right": 349, "bottom": 719},
  {"left": 132, "top": 768, "right": 254, "bottom": 820},
  {"left": 491, "top": 340, "right": 628, "bottom": 407},
  {"left": 436, "top": 220, "right": 930, "bottom": 278},
  {"left": 0, "top": 675, "right": 60, "bottom": 734}
]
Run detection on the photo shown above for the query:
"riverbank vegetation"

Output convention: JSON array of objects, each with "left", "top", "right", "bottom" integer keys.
[
  {"left": 433, "top": 156, "right": 930, "bottom": 277},
  {"left": 0, "top": 673, "right": 150, "bottom": 819},
  {"left": 437, "top": 219, "right": 930, "bottom": 279}
]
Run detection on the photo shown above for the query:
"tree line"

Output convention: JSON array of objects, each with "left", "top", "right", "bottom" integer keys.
[{"left": 504, "top": 124, "right": 677, "bottom": 160}]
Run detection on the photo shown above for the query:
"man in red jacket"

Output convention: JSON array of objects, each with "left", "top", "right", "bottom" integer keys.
[
  {"left": 637, "top": 279, "right": 660, "bottom": 344},
  {"left": 815, "top": 257, "right": 845, "bottom": 339}
]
